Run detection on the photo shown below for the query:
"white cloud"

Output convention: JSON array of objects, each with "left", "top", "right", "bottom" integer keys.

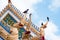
[
  {"left": 33, "top": 20, "right": 60, "bottom": 40},
  {"left": 48, "top": 0, "right": 60, "bottom": 11},
  {"left": 36, "top": 20, "right": 60, "bottom": 40},
  {"left": 12, "top": 0, "right": 43, "bottom": 13},
  {"left": 45, "top": 21, "right": 60, "bottom": 40},
  {"left": 12, "top": 0, "right": 42, "bottom": 21}
]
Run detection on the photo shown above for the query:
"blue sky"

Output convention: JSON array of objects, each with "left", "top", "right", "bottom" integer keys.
[
  {"left": 0, "top": 0, "right": 60, "bottom": 40},
  {"left": 35, "top": 0, "right": 60, "bottom": 27},
  {"left": 35, "top": 0, "right": 60, "bottom": 33},
  {"left": 33, "top": 0, "right": 60, "bottom": 39},
  {"left": 33, "top": 0, "right": 60, "bottom": 40}
]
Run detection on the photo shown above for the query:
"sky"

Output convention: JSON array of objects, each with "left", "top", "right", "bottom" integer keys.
[{"left": 0, "top": 0, "right": 60, "bottom": 40}]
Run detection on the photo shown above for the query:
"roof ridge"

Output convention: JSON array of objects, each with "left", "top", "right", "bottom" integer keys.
[
  {"left": 11, "top": 4, "right": 40, "bottom": 31},
  {"left": 0, "top": 5, "right": 9, "bottom": 16}
]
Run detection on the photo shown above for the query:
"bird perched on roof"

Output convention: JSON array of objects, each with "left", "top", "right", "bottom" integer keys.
[
  {"left": 23, "top": 9, "right": 29, "bottom": 13},
  {"left": 41, "top": 22, "right": 43, "bottom": 25},
  {"left": 41, "top": 17, "right": 49, "bottom": 25},
  {"left": 47, "top": 17, "right": 49, "bottom": 21}
]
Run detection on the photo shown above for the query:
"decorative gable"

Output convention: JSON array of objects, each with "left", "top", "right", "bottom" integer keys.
[
  {"left": 0, "top": 3, "right": 26, "bottom": 39},
  {"left": 0, "top": 4, "right": 24, "bottom": 22},
  {"left": 0, "top": 0, "right": 40, "bottom": 40},
  {"left": 0, "top": 10, "right": 20, "bottom": 23}
]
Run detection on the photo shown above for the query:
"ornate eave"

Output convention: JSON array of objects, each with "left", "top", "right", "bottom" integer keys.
[
  {"left": 0, "top": 3, "right": 24, "bottom": 20},
  {"left": 0, "top": 4, "right": 9, "bottom": 16},
  {"left": 0, "top": 26, "right": 10, "bottom": 40},
  {"left": 0, "top": 0, "right": 40, "bottom": 37}
]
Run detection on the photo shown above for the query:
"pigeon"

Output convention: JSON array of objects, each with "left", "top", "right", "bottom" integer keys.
[
  {"left": 41, "top": 22, "right": 43, "bottom": 25},
  {"left": 23, "top": 9, "right": 29, "bottom": 13},
  {"left": 47, "top": 17, "right": 49, "bottom": 21}
]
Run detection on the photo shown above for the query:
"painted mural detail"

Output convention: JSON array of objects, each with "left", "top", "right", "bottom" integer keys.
[
  {"left": 0, "top": 13, "right": 25, "bottom": 39},
  {"left": 3, "top": 14, "right": 17, "bottom": 26}
]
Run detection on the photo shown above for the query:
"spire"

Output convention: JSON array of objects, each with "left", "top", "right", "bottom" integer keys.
[
  {"left": 29, "top": 13, "right": 32, "bottom": 23},
  {"left": 8, "top": 0, "right": 11, "bottom": 3}
]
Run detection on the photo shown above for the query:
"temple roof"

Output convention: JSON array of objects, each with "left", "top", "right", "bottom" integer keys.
[
  {"left": 0, "top": 1, "right": 39, "bottom": 30},
  {"left": 0, "top": 0, "right": 40, "bottom": 35}
]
